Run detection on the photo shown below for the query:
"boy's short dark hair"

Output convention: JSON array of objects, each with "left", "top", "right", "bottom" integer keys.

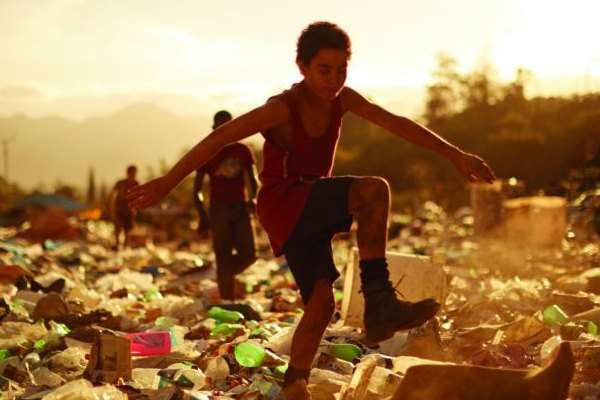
[
  {"left": 213, "top": 110, "right": 232, "bottom": 123},
  {"left": 213, "top": 110, "right": 232, "bottom": 128},
  {"left": 296, "top": 21, "right": 351, "bottom": 65},
  {"left": 126, "top": 165, "right": 137, "bottom": 174}
]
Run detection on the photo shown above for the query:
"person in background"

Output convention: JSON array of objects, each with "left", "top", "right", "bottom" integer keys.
[
  {"left": 193, "top": 110, "right": 258, "bottom": 300},
  {"left": 108, "top": 165, "right": 138, "bottom": 249}
]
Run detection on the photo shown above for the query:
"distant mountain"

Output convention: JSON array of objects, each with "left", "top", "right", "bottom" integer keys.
[
  {"left": 2, "top": 88, "right": 426, "bottom": 192},
  {"left": 1, "top": 103, "right": 213, "bottom": 190}
]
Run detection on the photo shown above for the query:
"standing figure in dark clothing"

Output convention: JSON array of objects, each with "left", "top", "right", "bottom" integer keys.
[
  {"left": 194, "top": 111, "right": 258, "bottom": 300},
  {"left": 128, "top": 22, "right": 496, "bottom": 399},
  {"left": 108, "top": 165, "right": 138, "bottom": 249}
]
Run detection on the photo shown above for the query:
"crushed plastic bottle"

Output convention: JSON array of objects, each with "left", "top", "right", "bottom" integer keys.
[
  {"left": 126, "top": 331, "right": 172, "bottom": 356},
  {"left": 34, "top": 339, "right": 46, "bottom": 352},
  {"left": 174, "top": 368, "right": 206, "bottom": 390},
  {"left": 234, "top": 342, "right": 266, "bottom": 367},
  {"left": 540, "top": 335, "right": 563, "bottom": 364},
  {"left": 589, "top": 321, "right": 599, "bottom": 336},
  {"left": 43, "top": 240, "right": 63, "bottom": 251},
  {"left": 131, "top": 368, "right": 161, "bottom": 389},
  {"left": 327, "top": 343, "right": 363, "bottom": 362},
  {"left": 208, "top": 306, "right": 244, "bottom": 323},
  {"left": 155, "top": 316, "right": 177, "bottom": 329},
  {"left": 144, "top": 288, "right": 164, "bottom": 302},
  {"left": 210, "top": 323, "right": 245, "bottom": 337},
  {"left": 542, "top": 304, "right": 569, "bottom": 326}
]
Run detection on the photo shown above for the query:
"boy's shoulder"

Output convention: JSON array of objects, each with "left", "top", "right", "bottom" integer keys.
[{"left": 339, "top": 86, "right": 367, "bottom": 112}]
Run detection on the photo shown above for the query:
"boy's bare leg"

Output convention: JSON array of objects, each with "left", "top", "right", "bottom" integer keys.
[
  {"left": 216, "top": 263, "right": 236, "bottom": 301},
  {"left": 289, "top": 279, "right": 335, "bottom": 369},
  {"left": 284, "top": 278, "right": 335, "bottom": 398},
  {"left": 348, "top": 177, "right": 390, "bottom": 259}
]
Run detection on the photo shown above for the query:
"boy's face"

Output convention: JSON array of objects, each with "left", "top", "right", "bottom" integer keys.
[{"left": 298, "top": 49, "right": 348, "bottom": 100}]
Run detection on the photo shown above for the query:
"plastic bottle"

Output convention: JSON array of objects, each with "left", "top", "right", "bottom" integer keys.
[
  {"left": 144, "top": 288, "right": 163, "bottom": 302},
  {"left": 154, "top": 316, "right": 176, "bottom": 329},
  {"left": 131, "top": 368, "right": 161, "bottom": 389},
  {"left": 542, "top": 305, "right": 569, "bottom": 326},
  {"left": 175, "top": 369, "right": 206, "bottom": 390},
  {"left": 540, "top": 335, "right": 562, "bottom": 364},
  {"left": 126, "top": 331, "right": 172, "bottom": 356},
  {"left": 43, "top": 240, "right": 62, "bottom": 251},
  {"left": 210, "top": 323, "right": 245, "bottom": 337},
  {"left": 327, "top": 343, "right": 363, "bottom": 362},
  {"left": 208, "top": 306, "right": 244, "bottom": 323},
  {"left": 589, "top": 321, "right": 599, "bottom": 336},
  {"left": 34, "top": 339, "right": 46, "bottom": 352},
  {"left": 234, "top": 342, "right": 266, "bottom": 367}
]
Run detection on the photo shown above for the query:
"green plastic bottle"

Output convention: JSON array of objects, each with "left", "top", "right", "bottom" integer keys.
[
  {"left": 210, "top": 323, "right": 244, "bottom": 337},
  {"left": 234, "top": 342, "right": 266, "bottom": 367},
  {"left": 542, "top": 305, "right": 569, "bottom": 326},
  {"left": 208, "top": 306, "right": 244, "bottom": 323},
  {"left": 588, "top": 321, "right": 598, "bottom": 336},
  {"left": 144, "top": 288, "right": 163, "bottom": 302},
  {"left": 155, "top": 316, "right": 176, "bottom": 329},
  {"left": 327, "top": 343, "right": 363, "bottom": 362},
  {"left": 0, "top": 349, "right": 9, "bottom": 361},
  {"left": 33, "top": 340, "right": 46, "bottom": 352}
]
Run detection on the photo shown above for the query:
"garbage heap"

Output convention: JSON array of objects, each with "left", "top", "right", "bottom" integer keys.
[{"left": 0, "top": 202, "right": 598, "bottom": 400}]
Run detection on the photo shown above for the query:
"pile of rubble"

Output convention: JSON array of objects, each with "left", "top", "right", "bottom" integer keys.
[{"left": 0, "top": 198, "right": 598, "bottom": 399}]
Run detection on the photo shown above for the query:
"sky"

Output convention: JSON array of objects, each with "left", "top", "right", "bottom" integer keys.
[
  {"left": 1, "top": 0, "right": 600, "bottom": 120},
  {"left": 1, "top": 0, "right": 600, "bottom": 190}
]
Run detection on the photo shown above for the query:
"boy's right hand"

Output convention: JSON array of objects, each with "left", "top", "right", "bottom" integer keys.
[{"left": 126, "top": 176, "right": 171, "bottom": 210}]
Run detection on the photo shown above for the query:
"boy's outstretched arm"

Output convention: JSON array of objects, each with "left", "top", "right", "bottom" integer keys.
[
  {"left": 342, "top": 87, "right": 496, "bottom": 183},
  {"left": 127, "top": 100, "right": 289, "bottom": 209}
]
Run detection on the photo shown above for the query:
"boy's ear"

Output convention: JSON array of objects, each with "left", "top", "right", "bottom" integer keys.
[{"left": 296, "top": 59, "right": 308, "bottom": 77}]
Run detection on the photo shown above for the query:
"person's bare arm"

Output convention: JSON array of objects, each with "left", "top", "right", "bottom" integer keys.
[
  {"left": 128, "top": 100, "right": 288, "bottom": 209},
  {"left": 342, "top": 87, "right": 496, "bottom": 183}
]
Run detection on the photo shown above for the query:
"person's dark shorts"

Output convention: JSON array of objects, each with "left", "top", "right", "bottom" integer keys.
[
  {"left": 115, "top": 207, "right": 134, "bottom": 231},
  {"left": 283, "top": 176, "right": 356, "bottom": 304},
  {"left": 210, "top": 201, "right": 256, "bottom": 272}
]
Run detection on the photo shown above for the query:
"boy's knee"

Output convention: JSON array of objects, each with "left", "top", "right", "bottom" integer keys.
[{"left": 349, "top": 176, "right": 390, "bottom": 211}]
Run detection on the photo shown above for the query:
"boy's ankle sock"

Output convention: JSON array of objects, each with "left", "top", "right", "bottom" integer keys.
[{"left": 359, "top": 258, "right": 389, "bottom": 286}]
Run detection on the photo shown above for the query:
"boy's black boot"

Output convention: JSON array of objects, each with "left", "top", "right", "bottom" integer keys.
[{"left": 360, "top": 258, "right": 440, "bottom": 343}]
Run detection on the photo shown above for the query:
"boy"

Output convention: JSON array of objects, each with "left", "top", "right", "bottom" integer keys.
[
  {"left": 108, "top": 165, "right": 138, "bottom": 249},
  {"left": 128, "top": 22, "right": 495, "bottom": 399},
  {"left": 193, "top": 110, "right": 258, "bottom": 300}
]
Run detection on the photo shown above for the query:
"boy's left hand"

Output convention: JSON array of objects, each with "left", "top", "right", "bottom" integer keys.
[{"left": 452, "top": 151, "right": 496, "bottom": 183}]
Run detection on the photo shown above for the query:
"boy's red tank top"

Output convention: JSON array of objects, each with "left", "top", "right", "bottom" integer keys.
[{"left": 257, "top": 84, "right": 344, "bottom": 255}]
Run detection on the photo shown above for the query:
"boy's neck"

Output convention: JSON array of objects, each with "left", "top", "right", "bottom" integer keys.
[{"left": 298, "top": 80, "right": 332, "bottom": 108}]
